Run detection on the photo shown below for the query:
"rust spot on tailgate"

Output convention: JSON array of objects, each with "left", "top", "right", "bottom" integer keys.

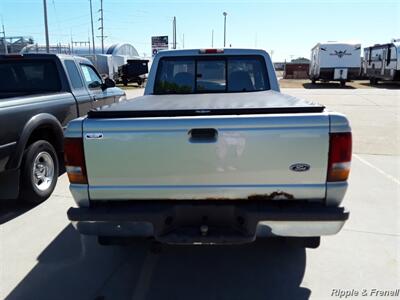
[
  {"left": 247, "top": 191, "right": 294, "bottom": 201},
  {"left": 205, "top": 191, "right": 294, "bottom": 201}
]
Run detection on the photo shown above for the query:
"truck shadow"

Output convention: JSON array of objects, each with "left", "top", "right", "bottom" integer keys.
[
  {"left": 0, "top": 199, "right": 40, "bottom": 224},
  {"left": 5, "top": 225, "right": 310, "bottom": 300},
  {"left": 0, "top": 170, "right": 66, "bottom": 225},
  {"left": 358, "top": 82, "right": 400, "bottom": 89},
  {"left": 302, "top": 82, "right": 355, "bottom": 89}
]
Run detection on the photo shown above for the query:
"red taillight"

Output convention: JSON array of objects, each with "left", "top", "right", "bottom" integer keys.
[
  {"left": 199, "top": 49, "right": 224, "bottom": 54},
  {"left": 327, "top": 132, "right": 352, "bottom": 182},
  {"left": 64, "top": 137, "right": 87, "bottom": 184}
]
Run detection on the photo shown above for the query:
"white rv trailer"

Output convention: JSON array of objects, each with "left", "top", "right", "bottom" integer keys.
[
  {"left": 363, "top": 39, "right": 400, "bottom": 84},
  {"left": 309, "top": 42, "right": 361, "bottom": 86}
]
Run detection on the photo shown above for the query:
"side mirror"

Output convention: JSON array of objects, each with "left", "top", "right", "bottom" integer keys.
[{"left": 102, "top": 78, "right": 116, "bottom": 90}]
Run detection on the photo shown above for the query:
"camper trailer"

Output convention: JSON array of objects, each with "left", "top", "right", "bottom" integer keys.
[
  {"left": 309, "top": 42, "right": 361, "bottom": 86},
  {"left": 363, "top": 39, "right": 400, "bottom": 84}
]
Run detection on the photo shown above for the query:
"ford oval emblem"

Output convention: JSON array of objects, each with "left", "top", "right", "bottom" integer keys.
[{"left": 289, "top": 163, "right": 310, "bottom": 172}]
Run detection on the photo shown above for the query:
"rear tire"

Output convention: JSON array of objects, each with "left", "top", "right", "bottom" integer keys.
[
  {"left": 370, "top": 77, "right": 378, "bottom": 85},
  {"left": 19, "top": 140, "right": 59, "bottom": 204},
  {"left": 340, "top": 80, "right": 346, "bottom": 87}
]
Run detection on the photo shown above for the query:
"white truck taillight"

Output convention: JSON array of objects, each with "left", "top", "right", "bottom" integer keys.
[
  {"left": 64, "top": 138, "right": 88, "bottom": 184},
  {"left": 327, "top": 132, "right": 352, "bottom": 182}
]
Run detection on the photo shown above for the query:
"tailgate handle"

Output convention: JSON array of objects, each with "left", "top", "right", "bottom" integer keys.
[{"left": 189, "top": 128, "right": 218, "bottom": 143}]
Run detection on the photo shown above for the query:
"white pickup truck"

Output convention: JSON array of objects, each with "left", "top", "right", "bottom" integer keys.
[{"left": 65, "top": 49, "right": 351, "bottom": 248}]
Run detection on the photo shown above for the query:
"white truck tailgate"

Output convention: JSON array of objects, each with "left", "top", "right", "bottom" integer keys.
[{"left": 83, "top": 112, "right": 329, "bottom": 201}]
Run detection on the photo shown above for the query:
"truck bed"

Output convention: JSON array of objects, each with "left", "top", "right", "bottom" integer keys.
[{"left": 88, "top": 90, "right": 324, "bottom": 118}]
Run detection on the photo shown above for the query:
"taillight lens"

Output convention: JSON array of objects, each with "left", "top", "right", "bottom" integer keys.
[
  {"left": 199, "top": 49, "right": 224, "bottom": 54},
  {"left": 327, "top": 132, "right": 352, "bottom": 182},
  {"left": 64, "top": 137, "right": 87, "bottom": 184}
]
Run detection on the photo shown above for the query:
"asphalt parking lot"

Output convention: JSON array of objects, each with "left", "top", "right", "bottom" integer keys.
[{"left": 1, "top": 86, "right": 399, "bottom": 300}]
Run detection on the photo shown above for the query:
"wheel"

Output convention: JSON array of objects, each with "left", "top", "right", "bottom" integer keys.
[
  {"left": 19, "top": 140, "right": 59, "bottom": 204},
  {"left": 340, "top": 80, "right": 346, "bottom": 87},
  {"left": 370, "top": 77, "right": 378, "bottom": 85}
]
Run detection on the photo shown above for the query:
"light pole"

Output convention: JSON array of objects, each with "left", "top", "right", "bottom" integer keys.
[
  {"left": 1, "top": 23, "right": 7, "bottom": 54},
  {"left": 89, "top": 0, "right": 96, "bottom": 55},
  {"left": 43, "top": 0, "right": 50, "bottom": 53},
  {"left": 223, "top": 12, "right": 227, "bottom": 47}
]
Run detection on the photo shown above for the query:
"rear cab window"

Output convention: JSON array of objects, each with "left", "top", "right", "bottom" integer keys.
[
  {"left": 0, "top": 59, "right": 61, "bottom": 94},
  {"left": 154, "top": 55, "right": 270, "bottom": 94}
]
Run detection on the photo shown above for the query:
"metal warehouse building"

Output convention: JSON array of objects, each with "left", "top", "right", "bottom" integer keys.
[{"left": 21, "top": 42, "right": 142, "bottom": 79}]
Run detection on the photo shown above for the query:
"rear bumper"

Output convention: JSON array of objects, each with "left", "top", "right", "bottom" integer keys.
[
  {"left": 316, "top": 67, "right": 360, "bottom": 81},
  {"left": 67, "top": 201, "right": 349, "bottom": 244}
]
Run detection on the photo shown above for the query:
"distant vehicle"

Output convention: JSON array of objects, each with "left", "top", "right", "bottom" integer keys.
[
  {"left": 309, "top": 42, "right": 361, "bottom": 87},
  {"left": 363, "top": 39, "right": 400, "bottom": 84},
  {"left": 116, "top": 59, "right": 149, "bottom": 86},
  {"left": 0, "top": 53, "right": 125, "bottom": 203},
  {"left": 65, "top": 48, "right": 351, "bottom": 248}
]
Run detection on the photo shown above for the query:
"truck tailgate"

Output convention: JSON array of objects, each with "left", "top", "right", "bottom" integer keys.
[{"left": 83, "top": 112, "right": 330, "bottom": 201}]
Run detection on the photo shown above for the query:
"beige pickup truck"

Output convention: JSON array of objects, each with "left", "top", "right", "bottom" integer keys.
[{"left": 64, "top": 48, "right": 351, "bottom": 248}]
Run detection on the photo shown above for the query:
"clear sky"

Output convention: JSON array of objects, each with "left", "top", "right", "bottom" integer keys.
[{"left": 1, "top": 0, "right": 399, "bottom": 61}]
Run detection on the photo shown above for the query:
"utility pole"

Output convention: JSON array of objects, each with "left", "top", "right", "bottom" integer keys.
[
  {"left": 98, "top": 0, "right": 105, "bottom": 54},
  {"left": 1, "top": 22, "right": 7, "bottom": 54},
  {"left": 89, "top": 0, "right": 96, "bottom": 55},
  {"left": 211, "top": 29, "right": 214, "bottom": 48},
  {"left": 223, "top": 12, "right": 227, "bottom": 47},
  {"left": 172, "top": 16, "right": 176, "bottom": 49},
  {"left": 70, "top": 33, "right": 73, "bottom": 54},
  {"left": 43, "top": 0, "right": 50, "bottom": 53}
]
